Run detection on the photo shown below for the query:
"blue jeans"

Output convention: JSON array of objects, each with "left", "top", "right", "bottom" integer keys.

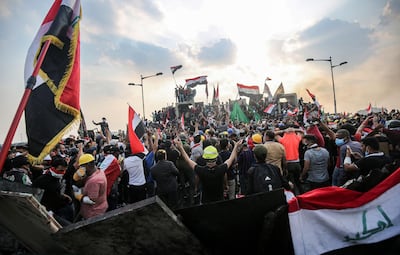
[{"left": 332, "top": 167, "right": 345, "bottom": 186}]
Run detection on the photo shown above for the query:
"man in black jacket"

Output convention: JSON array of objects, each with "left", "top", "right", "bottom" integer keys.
[
  {"left": 32, "top": 156, "right": 73, "bottom": 225},
  {"left": 246, "top": 145, "right": 291, "bottom": 195}
]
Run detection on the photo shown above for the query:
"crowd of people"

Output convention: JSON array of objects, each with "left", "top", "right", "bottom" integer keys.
[{"left": 1, "top": 100, "right": 400, "bottom": 226}]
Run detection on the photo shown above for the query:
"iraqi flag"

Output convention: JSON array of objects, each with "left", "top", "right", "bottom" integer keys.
[
  {"left": 263, "top": 103, "right": 276, "bottom": 114},
  {"left": 367, "top": 103, "right": 372, "bottom": 114},
  {"left": 185, "top": 75, "right": 208, "bottom": 88},
  {"left": 287, "top": 108, "right": 299, "bottom": 116},
  {"left": 99, "top": 154, "right": 121, "bottom": 196},
  {"left": 288, "top": 168, "right": 400, "bottom": 255},
  {"left": 170, "top": 65, "right": 182, "bottom": 75},
  {"left": 24, "top": 0, "right": 81, "bottom": 163},
  {"left": 306, "top": 88, "right": 321, "bottom": 109},
  {"left": 237, "top": 83, "right": 260, "bottom": 97},
  {"left": 128, "top": 106, "right": 146, "bottom": 154}
]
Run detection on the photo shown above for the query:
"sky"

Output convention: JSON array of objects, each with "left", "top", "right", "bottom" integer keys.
[{"left": 0, "top": 0, "right": 399, "bottom": 143}]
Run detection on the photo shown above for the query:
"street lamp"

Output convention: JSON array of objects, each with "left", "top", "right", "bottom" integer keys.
[
  {"left": 306, "top": 56, "right": 348, "bottom": 114},
  {"left": 128, "top": 72, "right": 163, "bottom": 119}
]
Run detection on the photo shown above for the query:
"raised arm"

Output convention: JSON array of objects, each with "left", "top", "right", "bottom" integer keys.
[
  {"left": 355, "top": 116, "right": 373, "bottom": 140},
  {"left": 319, "top": 121, "right": 336, "bottom": 141},
  {"left": 225, "top": 139, "right": 243, "bottom": 169},
  {"left": 174, "top": 137, "right": 196, "bottom": 170}
]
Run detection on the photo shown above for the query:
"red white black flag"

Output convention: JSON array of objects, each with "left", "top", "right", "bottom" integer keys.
[
  {"left": 185, "top": 75, "right": 208, "bottom": 88},
  {"left": 128, "top": 106, "right": 146, "bottom": 154},
  {"left": 170, "top": 65, "right": 182, "bottom": 75},
  {"left": 237, "top": 83, "right": 260, "bottom": 97},
  {"left": 24, "top": 0, "right": 81, "bottom": 162},
  {"left": 288, "top": 168, "right": 400, "bottom": 254},
  {"left": 263, "top": 103, "right": 276, "bottom": 114},
  {"left": 306, "top": 88, "right": 321, "bottom": 108},
  {"left": 367, "top": 103, "right": 372, "bottom": 114}
]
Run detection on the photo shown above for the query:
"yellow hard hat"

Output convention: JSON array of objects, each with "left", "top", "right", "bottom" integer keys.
[
  {"left": 78, "top": 154, "right": 95, "bottom": 166},
  {"left": 201, "top": 135, "right": 206, "bottom": 141},
  {"left": 252, "top": 133, "right": 262, "bottom": 144},
  {"left": 203, "top": 146, "right": 218, "bottom": 160}
]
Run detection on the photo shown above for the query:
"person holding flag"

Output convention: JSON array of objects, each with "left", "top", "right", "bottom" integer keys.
[
  {"left": 171, "top": 64, "right": 183, "bottom": 96},
  {"left": 121, "top": 106, "right": 150, "bottom": 204},
  {"left": 264, "top": 77, "right": 273, "bottom": 102}
]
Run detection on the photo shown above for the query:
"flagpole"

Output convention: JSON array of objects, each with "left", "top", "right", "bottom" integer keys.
[
  {"left": 0, "top": 39, "right": 52, "bottom": 173},
  {"left": 172, "top": 73, "right": 178, "bottom": 87}
]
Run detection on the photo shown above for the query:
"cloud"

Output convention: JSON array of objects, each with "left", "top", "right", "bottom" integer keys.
[
  {"left": 0, "top": 2, "right": 11, "bottom": 19},
  {"left": 82, "top": 1, "right": 164, "bottom": 45},
  {"left": 380, "top": 0, "right": 400, "bottom": 25},
  {"left": 134, "top": 0, "right": 163, "bottom": 19},
  {"left": 197, "top": 38, "right": 237, "bottom": 66},
  {"left": 280, "top": 13, "right": 399, "bottom": 113},
  {"left": 293, "top": 18, "right": 373, "bottom": 65},
  {"left": 103, "top": 39, "right": 178, "bottom": 70}
]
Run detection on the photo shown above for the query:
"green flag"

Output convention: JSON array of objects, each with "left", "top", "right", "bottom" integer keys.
[{"left": 230, "top": 102, "right": 249, "bottom": 123}]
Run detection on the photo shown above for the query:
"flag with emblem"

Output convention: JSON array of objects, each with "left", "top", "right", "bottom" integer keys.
[
  {"left": 237, "top": 83, "right": 260, "bottom": 97},
  {"left": 288, "top": 168, "right": 400, "bottom": 255},
  {"left": 185, "top": 75, "right": 208, "bottom": 88},
  {"left": 24, "top": 0, "right": 82, "bottom": 163}
]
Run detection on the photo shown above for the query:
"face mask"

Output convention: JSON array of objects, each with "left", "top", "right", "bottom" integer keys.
[
  {"left": 335, "top": 138, "right": 346, "bottom": 147},
  {"left": 73, "top": 166, "right": 86, "bottom": 181}
]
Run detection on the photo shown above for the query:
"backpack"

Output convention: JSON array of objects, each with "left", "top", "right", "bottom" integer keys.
[{"left": 249, "top": 163, "right": 283, "bottom": 193}]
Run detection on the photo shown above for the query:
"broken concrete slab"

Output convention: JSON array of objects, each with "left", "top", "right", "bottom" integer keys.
[
  {"left": 0, "top": 190, "right": 68, "bottom": 255},
  {"left": 55, "top": 196, "right": 207, "bottom": 255},
  {"left": 0, "top": 179, "right": 43, "bottom": 201}
]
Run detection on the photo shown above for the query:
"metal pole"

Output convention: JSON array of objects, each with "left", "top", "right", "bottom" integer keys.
[
  {"left": 141, "top": 76, "right": 145, "bottom": 119},
  {"left": 129, "top": 73, "right": 162, "bottom": 120},
  {"left": 0, "top": 39, "right": 52, "bottom": 173},
  {"left": 329, "top": 56, "right": 337, "bottom": 114}
]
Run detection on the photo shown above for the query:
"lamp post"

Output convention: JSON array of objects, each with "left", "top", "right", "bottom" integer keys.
[
  {"left": 306, "top": 56, "right": 347, "bottom": 114},
  {"left": 128, "top": 72, "right": 163, "bottom": 119}
]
